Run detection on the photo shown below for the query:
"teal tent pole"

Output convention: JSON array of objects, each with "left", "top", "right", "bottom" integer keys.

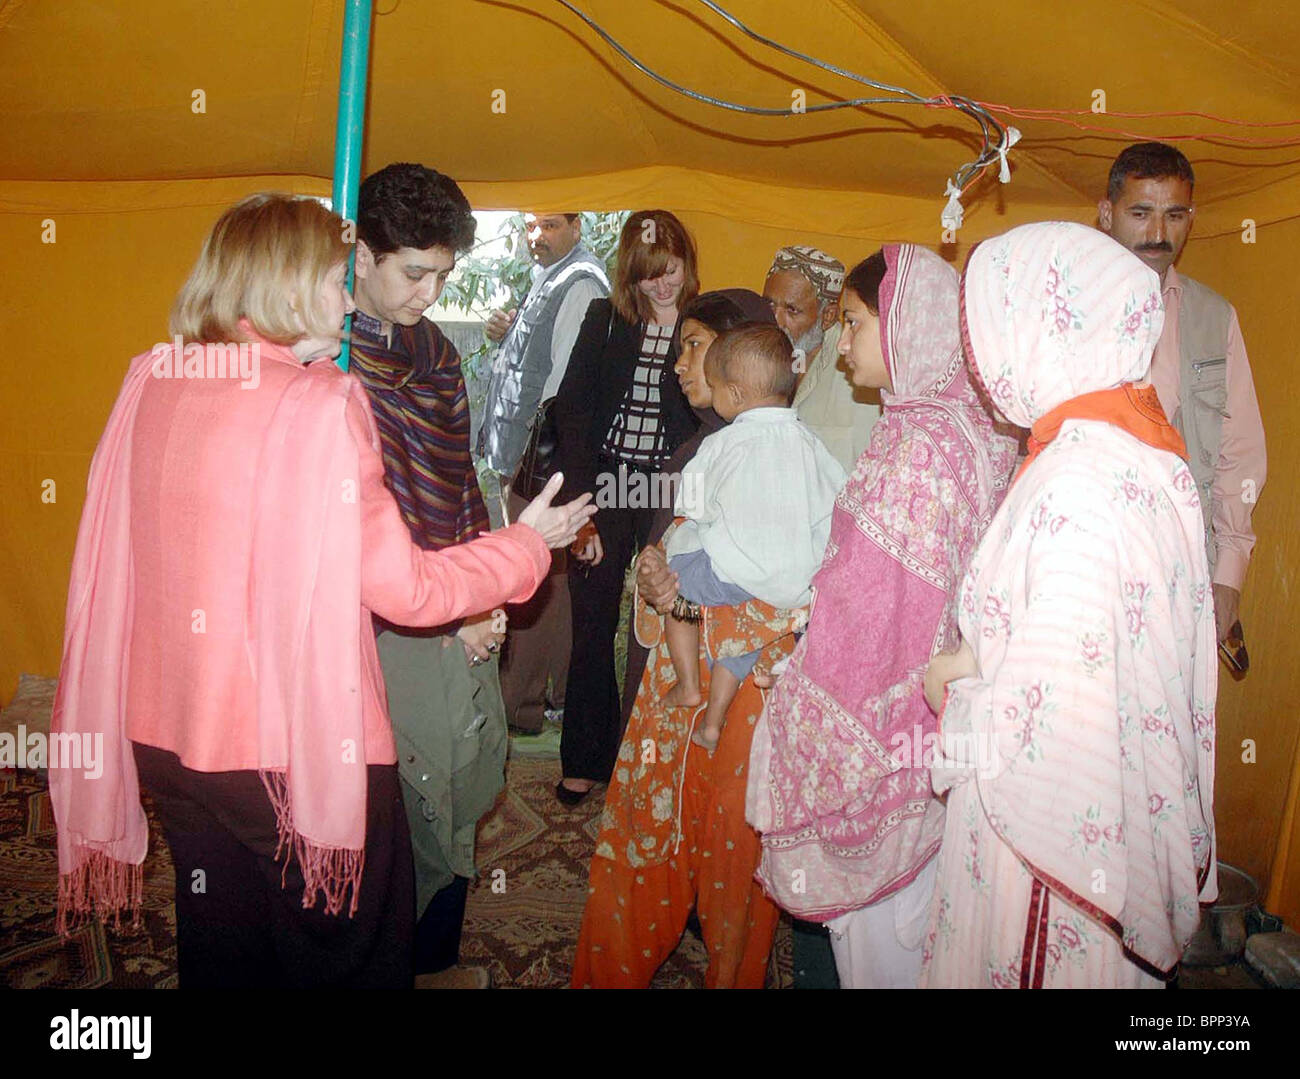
[{"left": 332, "top": 0, "right": 374, "bottom": 372}]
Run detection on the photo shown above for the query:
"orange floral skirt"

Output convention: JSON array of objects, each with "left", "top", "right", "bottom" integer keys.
[{"left": 571, "top": 574, "right": 799, "bottom": 988}]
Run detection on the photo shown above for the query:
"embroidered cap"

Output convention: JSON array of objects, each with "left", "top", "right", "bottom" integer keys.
[{"left": 767, "top": 245, "right": 846, "bottom": 306}]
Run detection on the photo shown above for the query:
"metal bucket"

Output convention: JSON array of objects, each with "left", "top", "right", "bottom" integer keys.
[{"left": 1181, "top": 862, "right": 1259, "bottom": 968}]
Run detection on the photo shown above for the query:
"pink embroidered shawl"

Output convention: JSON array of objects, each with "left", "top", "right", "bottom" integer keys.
[
  {"left": 747, "top": 244, "right": 1019, "bottom": 919},
  {"left": 943, "top": 221, "right": 1217, "bottom": 976}
]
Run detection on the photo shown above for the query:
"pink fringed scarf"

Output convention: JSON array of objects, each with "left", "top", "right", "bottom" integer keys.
[
  {"left": 52, "top": 335, "right": 372, "bottom": 932},
  {"left": 747, "top": 245, "right": 1019, "bottom": 920}
]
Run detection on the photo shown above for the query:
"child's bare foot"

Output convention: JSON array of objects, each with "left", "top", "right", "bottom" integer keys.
[
  {"left": 663, "top": 681, "right": 702, "bottom": 709},
  {"left": 691, "top": 725, "right": 721, "bottom": 753}
]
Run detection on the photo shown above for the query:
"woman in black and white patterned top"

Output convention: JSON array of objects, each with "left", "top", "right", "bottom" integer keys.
[{"left": 553, "top": 210, "right": 701, "bottom": 803}]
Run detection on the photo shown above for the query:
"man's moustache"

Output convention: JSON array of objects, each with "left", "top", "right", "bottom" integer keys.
[{"left": 1137, "top": 243, "right": 1172, "bottom": 253}]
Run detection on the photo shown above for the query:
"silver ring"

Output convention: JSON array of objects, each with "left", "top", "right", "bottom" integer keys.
[
  {"left": 470, "top": 654, "right": 486, "bottom": 667},
  {"left": 487, "top": 641, "right": 501, "bottom": 653}
]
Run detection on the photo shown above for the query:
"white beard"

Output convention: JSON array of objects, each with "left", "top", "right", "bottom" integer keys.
[{"left": 790, "top": 322, "right": 824, "bottom": 361}]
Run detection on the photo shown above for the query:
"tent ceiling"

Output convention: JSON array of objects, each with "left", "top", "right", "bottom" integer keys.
[{"left": 1, "top": 0, "right": 1296, "bottom": 218}]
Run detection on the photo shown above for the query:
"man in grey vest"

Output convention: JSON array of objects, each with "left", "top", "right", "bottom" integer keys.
[
  {"left": 478, "top": 212, "right": 609, "bottom": 731},
  {"left": 1099, "top": 142, "right": 1267, "bottom": 646}
]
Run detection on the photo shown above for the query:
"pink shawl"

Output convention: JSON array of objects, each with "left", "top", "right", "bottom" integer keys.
[
  {"left": 52, "top": 338, "right": 377, "bottom": 930},
  {"left": 943, "top": 222, "right": 1217, "bottom": 977},
  {"left": 747, "top": 244, "right": 1019, "bottom": 919}
]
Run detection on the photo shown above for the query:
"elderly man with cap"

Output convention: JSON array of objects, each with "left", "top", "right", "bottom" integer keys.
[{"left": 764, "top": 245, "right": 880, "bottom": 472}]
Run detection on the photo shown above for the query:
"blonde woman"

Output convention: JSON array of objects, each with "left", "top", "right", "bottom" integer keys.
[{"left": 50, "top": 193, "right": 594, "bottom": 988}]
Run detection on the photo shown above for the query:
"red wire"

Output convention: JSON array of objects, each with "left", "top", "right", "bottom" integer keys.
[
  {"left": 978, "top": 100, "right": 1300, "bottom": 128},
  {"left": 960, "top": 167, "right": 988, "bottom": 196},
  {"left": 921, "top": 95, "right": 1300, "bottom": 205},
  {"left": 920, "top": 96, "right": 1300, "bottom": 146},
  {"left": 969, "top": 101, "right": 1300, "bottom": 147}
]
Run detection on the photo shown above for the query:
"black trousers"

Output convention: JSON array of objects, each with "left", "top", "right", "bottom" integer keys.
[
  {"left": 561, "top": 497, "right": 656, "bottom": 782},
  {"left": 133, "top": 742, "right": 415, "bottom": 989},
  {"left": 414, "top": 874, "right": 470, "bottom": 974}
]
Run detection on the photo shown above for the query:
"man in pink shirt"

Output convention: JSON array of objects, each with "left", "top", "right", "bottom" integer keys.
[{"left": 1099, "top": 141, "right": 1267, "bottom": 645}]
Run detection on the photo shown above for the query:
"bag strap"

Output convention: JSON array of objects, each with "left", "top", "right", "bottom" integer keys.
[
  {"left": 538, "top": 303, "right": 614, "bottom": 431},
  {"left": 506, "top": 302, "right": 618, "bottom": 525}
]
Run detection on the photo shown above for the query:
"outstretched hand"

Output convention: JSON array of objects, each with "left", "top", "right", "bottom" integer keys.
[{"left": 516, "top": 472, "right": 596, "bottom": 550}]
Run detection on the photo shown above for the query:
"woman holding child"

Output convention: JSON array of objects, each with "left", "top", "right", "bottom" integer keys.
[
  {"left": 746, "top": 244, "right": 1019, "bottom": 989},
  {"left": 571, "top": 289, "right": 812, "bottom": 989}
]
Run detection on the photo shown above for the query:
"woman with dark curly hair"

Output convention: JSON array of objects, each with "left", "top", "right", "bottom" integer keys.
[
  {"left": 348, "top": 163, "right": 515, "bottom": 987},
  {"left": 617, "top": 288, "right": 775, "bottom": 718}
]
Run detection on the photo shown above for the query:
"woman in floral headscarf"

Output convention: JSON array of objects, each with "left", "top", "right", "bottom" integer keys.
[
  {"left": 920, "top": 221, "right": 1217, "bottom": 988},
  {"left": 746, "top": 243, "right": 1019, "bottom": 989}
]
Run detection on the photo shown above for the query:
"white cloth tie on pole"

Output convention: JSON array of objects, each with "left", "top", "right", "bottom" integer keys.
[
  {"left": 998, "top": 126, "right": 1022, "bottom": 184},
  {"left": 941, "top": 180, "right": 965, "bottom": 232}
]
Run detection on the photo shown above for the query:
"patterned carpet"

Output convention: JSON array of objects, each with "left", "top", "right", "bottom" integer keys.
[
  {"left": 0, "top": 758, "right": 791, "bottom": 989},
  {"left": 0, "top": 768, "right": 178, "bottom": 989},
  {"left": 463, "top": 756, "right": 792, "bottom": 989}
]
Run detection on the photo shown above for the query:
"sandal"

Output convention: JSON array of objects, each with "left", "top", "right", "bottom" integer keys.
[{"left": 555, "top": 779, "right": 595, "bottom": 807}]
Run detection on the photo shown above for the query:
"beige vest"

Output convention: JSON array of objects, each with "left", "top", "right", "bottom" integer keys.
[
  {"left": 793, "top": 322, "right": 882, "bottom": 473},
  {"left": 1171, "top": 275, "right": 1233, "bottom": 564}
]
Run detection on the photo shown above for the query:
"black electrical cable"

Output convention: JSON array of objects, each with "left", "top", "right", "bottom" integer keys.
[
  {"left": 549, "top": 0, "right": 1014, "bottom": 209},
  {"left": 552, "top": 0, "right": 932, "bottom": 115},
  {"left": 696, "top": 0, "right": 930, "bottom": 104},
  {"left": 699, "top": 0, "right": 1010, "bottom": 186}
]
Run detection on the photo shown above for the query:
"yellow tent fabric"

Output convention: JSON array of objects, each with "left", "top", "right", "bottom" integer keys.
[{"left": 2, "top": 0, "right": 1298, "bottom": 924}]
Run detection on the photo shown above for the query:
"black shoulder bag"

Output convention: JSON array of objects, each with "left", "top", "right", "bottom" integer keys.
[{"left": 512, "top": 303, "right": 615, "bottom": 500}]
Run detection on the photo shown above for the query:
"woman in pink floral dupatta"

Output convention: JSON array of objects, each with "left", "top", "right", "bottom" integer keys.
[
  {"left": 746, "top": 243, "right": 1018, "bottom": 988},
  {"left": 920, "top": 221, "right": 1217, "bottom": 988}
]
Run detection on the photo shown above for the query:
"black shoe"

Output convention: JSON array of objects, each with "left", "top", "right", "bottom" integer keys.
[{"left": 555, "top": 780, "right": 593, "bottom": 807}]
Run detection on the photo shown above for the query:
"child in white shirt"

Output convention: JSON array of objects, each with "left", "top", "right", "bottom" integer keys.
[{"left": 663, "top": 322, "right": 846, "bottom": 750}]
